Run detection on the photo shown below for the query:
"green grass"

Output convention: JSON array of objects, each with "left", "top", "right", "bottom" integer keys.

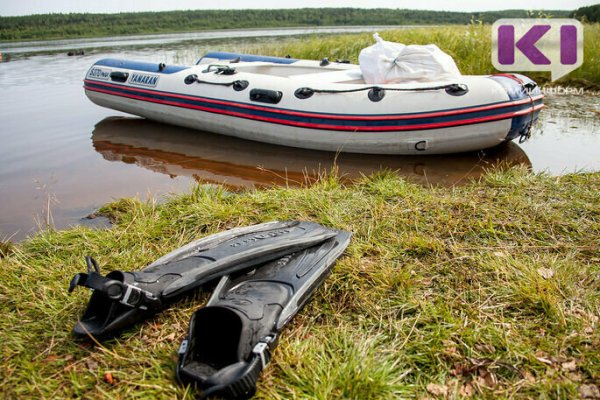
[
  {"left": 223, "top": 23, "right": 600, "bottom": 88},
  {"left": 0, "top": 169, "right": 598, "bottom": 399},
  {"left": 0, "top": 241, "right": 14, "bottom": 258}
]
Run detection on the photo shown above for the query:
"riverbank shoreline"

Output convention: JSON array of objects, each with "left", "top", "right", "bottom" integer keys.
[
  {"left": 1, "top": 170, "right": 598, "bottom": 398},
  {"left": 2, "top": 24, "right": 599, "bottom": 88}
]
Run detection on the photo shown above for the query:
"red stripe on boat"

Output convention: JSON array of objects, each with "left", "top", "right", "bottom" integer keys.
[{"left": 85, "top": 84, "right": 543, "bottom": 132}]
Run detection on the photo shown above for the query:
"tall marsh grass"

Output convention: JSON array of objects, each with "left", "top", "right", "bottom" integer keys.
[{"left": 180, "top": 23, "right": 600, "bottom": 87}]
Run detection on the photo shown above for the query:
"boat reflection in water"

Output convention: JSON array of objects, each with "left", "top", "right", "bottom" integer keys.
[{"left": 92, "top": 117, "right": 531, "bottom": 188}]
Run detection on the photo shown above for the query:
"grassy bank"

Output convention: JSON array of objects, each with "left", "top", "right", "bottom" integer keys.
[
  {"left": 224, "top": 23, "right": 600, "bottom": 88},
  {"left": 0, "top": 169, "right": 598, "bottom": 398}
]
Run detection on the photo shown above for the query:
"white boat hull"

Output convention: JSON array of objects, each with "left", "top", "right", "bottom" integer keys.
[{"left": 84, "top": 52, "right": 543, "bottom": 155}]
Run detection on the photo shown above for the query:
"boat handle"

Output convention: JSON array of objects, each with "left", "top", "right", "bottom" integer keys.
[
  {"left": 250, "top": 89, "right": 283, "bottom": 104},
  {"left": 109, "top": 71, "right": 129, "bottom": 83}
]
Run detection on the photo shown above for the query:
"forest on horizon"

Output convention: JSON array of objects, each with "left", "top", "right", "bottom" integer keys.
[{"left": 0, "top": 7, "right": 582, "bottom": 41}]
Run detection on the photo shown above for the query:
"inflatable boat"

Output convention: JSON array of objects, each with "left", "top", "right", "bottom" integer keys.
[{"left": 84, "top": 52, "right": 543, "bottom": 155}]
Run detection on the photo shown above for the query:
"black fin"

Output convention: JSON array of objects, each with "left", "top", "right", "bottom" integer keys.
[
  {"left": 176, "top": 230, "right": 352, "bottom": 399},
  {"left": 69, "top": 221, "right": 337, "bottom": 338}
]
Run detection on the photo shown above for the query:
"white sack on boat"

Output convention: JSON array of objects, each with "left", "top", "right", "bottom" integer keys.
[{"left": 359, "top": 32, "right": 461, "bottom": 84}]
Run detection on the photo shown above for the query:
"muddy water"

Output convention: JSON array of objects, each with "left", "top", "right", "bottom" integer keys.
[{"left": 1, "top": 32, "right": 599, "bottom": 241}]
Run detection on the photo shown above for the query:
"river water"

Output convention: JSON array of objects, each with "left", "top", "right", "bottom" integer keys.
[{"left": 1, "top": 28, "right": 599, "bottom": 241}]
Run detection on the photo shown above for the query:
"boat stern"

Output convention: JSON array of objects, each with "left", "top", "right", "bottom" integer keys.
[{"left": 488, "top": 73, "right": 544, "bottom": 142}]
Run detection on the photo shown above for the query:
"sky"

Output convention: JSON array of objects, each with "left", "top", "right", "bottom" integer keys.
[{"left": 0, "top": 0, "right": 597, "bottom": 16}]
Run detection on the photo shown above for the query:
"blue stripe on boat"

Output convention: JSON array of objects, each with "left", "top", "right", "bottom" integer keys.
[
  {"left": 197, "top": 52, "right": 298, "bottom": 65},
  {"left": 94, "top": 59, "right": 190, "bottom": 74}
]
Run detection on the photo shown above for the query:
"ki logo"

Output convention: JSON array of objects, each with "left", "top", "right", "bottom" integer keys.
[{"left": 492, "top": 19, "right": 583, "bottom": 81}]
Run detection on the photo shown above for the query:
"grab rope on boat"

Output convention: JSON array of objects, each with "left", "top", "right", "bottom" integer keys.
[
  {"left": 184, "top": 74, "right": 249, "bottom": 91},
  {"left": 294, "top": 83, "right": 469, "bottom": 102}
]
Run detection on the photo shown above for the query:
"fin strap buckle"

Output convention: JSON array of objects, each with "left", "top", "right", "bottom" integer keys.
[
  {"left": 120, "top": 284, "right": 159, "bottom": 310},
  {"left": 69, "top": 257, "right": 161, "bottom": 311},
  {"left": 178, "top": 339, "right": 189, "bottom": 355},
  {"left": 252, "top": 335, "right": 275, "bottom": 370}
]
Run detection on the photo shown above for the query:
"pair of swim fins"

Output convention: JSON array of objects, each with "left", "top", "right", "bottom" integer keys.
[{"left": 69, "top": 220, "right": 351, "bottom": 399}]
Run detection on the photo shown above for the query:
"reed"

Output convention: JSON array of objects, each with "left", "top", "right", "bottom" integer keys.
[{"left": 206, "top": 23, "right": 599, "bottom": 87}]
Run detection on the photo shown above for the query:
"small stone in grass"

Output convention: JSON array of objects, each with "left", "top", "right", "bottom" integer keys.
[{"left": 427, "top": 383, "right": 448, "bottom": 397}]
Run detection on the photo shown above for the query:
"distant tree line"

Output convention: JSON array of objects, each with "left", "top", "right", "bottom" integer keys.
[
  {"left": 0, "top": 8, "right": 573, "bottom": 41},
  {"left": 571, "top": 4, "right": 600, "bottom": 22}
]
